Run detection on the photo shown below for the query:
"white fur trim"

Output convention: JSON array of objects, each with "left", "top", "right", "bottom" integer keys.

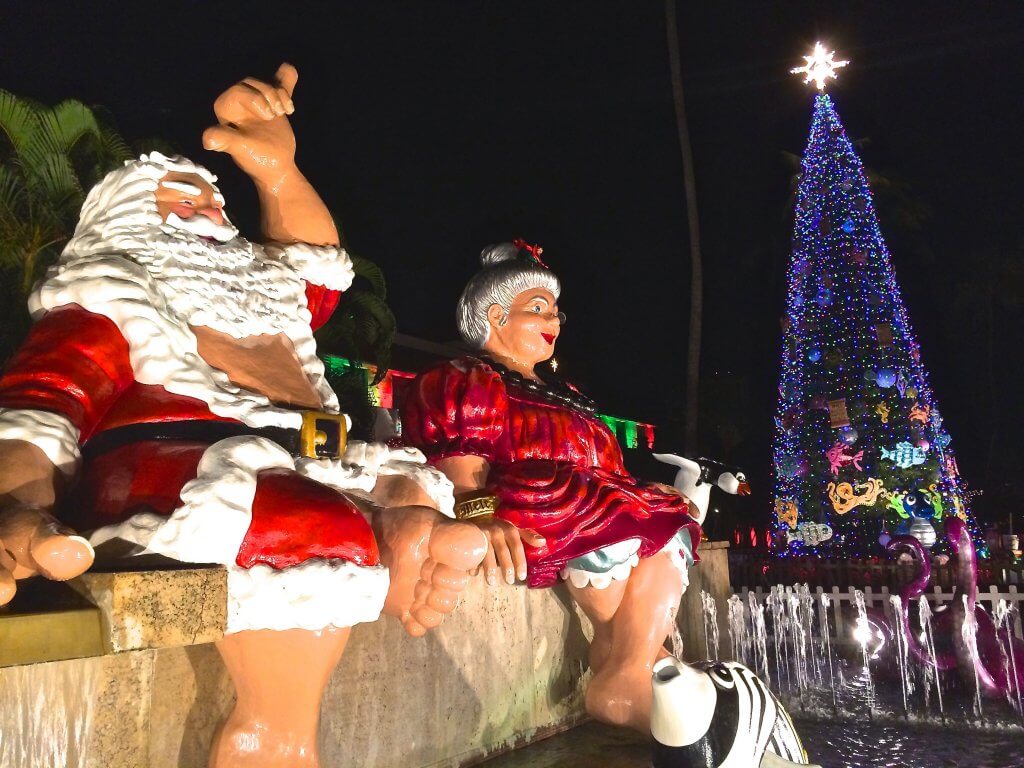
[
  {"left": 226, "top": 560, "right": 388, "bottom": 633},
  {"left": 86, "top": 437, "right": 446, "bottom": 632},
  {"left": 299, "top": 442, "right": 456, "bottom": 517},
  {"left": 0, "top": 408, "right": 81, "bottom": 475},
  {"left": 263, "top": 242, "right": 355, "bottom": 292},
  {"left": 88, "top": 437, "right": 294, "bottom": 563},
  {"left": 29, "top": 254, "right": 339, "bottom": 429}
]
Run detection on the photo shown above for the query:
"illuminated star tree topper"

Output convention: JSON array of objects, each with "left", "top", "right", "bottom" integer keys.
[{"left": 791, "top": 42, "right": 849, "bottom": 91}]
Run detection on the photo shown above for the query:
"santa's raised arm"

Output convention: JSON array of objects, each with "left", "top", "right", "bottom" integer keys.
[{"left": 0, "top": 63, "right": 355, "bottom": 603}]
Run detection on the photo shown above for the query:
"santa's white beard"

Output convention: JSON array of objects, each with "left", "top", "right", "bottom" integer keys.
[{"left": 78, "top": 222, "right": 305, "bottom": 338}]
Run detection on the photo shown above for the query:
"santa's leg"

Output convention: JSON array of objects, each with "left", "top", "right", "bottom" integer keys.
[
  {"left": 583, "top": 549, "right": 686, "bottom": 732},
  {"left": 373, "top": 505, "right": 487, "bottom": 636},
  {"left": 209, "top": 626, "right": 350, "bottom": 768}
]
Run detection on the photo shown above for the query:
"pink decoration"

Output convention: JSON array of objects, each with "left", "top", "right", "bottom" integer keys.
[{"left": 826, "top": 442, "right": 864, "bottom": 475}]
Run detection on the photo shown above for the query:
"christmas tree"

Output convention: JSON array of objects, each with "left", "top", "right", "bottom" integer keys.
[{"left": 771, "top": 45, "right": 981, "bottom": 557}]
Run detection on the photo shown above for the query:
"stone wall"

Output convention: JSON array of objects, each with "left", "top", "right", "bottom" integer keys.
[{"left": 0, "top": 543, "right": 731, "bottom": 768}]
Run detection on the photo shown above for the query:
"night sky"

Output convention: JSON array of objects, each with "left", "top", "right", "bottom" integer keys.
[{"left": 3, "top": 3, "right": 1022, "bottom": 526}]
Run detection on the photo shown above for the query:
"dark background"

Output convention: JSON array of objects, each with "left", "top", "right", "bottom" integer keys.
[{"left": 2, "top": 2, "right": 1022, "bottom": 532}]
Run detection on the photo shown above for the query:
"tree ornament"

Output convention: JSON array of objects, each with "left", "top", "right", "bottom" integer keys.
[
  {"left": 827, "top": 398, "right": 850, "bottom": 427},
  {"left": 841, "top": 217, "right": 855, "bottom": 233},
  {"left": 774, "top": 498, "right": 799, "bottom": 529},
  {"left": 884, "top": 490, "right": 909, "bottom": 519},
  {"left": 919, "top": 484, "right": 944, "bottom": 520},
  {"left": 838, "top": 425, "right": 858, "bottom": 445},
  {"left": 826, "top": 442, "right": 863, "bottom": 475},
  {"left": 816, "top": 288, "right": 833, "bottom": 307},
  {"left": 909, "top": 402, "right": 931, "bottom": 423},
  {"left": 874, "top": 323, "right": 892, "bottom": 346},
  {"left": 896, "top": 371, "right": 910, "bottom": 398},
  {"left": 907, "top": 516, "right": 937, "bottom": 549},
  {"left": 807, "top": 347, "right": 822, "bottom": 362},
  {"left": 786, "top": 521, "right": 833, "bottom": 547},
  {"left": 881, "top": 441, "right": 928, "bottom": 469},
  {"left": 874, "top": 402, "right": 890, "bottom": 423},
  {"left": 905, "top": 385, "right": 918, "bottom": 399},
  {"left": 876, "top": 368, "right": 897, "bottom": 388},
  {"left": 827, "top": 477, "right": 884, "bottom": 514},
  {"left": 916, "top": 438, "right": 930, "bottom": 451}
]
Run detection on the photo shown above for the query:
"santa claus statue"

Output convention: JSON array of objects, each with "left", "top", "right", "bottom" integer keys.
[{"left": 0, "top": 64, "right": 486, "bottom": 767}]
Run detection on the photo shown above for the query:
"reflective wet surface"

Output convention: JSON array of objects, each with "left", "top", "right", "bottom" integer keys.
[{"left": 480, "top": 719, "right": 1024, "bottom": 767}]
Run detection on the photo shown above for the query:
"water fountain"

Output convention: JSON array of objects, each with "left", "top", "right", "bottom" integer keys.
[{"left": 724, "top": 519, "right": 1024, "bottom": 766}]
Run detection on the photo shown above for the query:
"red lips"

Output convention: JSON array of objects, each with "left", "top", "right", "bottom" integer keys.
[{"left": 541, "top": 333, "right": 556, "bottom": 345}]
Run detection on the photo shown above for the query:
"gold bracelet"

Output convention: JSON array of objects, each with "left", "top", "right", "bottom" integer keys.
[{"left": 453, "top": 491, "right": 499, "bottom": 520}]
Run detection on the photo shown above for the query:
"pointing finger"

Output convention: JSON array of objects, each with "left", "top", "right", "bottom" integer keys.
[{"left": 275, "top": 62, "right": 298, "bottom": 98}]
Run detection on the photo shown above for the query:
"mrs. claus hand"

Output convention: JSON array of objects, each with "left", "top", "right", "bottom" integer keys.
[
  {"left": 203, "top": 63, "right": 299, "bottom": 181},
  {"left": 471, "top": 517, "right": 545, "bottom": 586}
]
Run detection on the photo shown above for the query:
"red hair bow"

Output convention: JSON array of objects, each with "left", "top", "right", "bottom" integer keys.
[{"left": 512, "top": 238, "right": 549, "bottom": 268}]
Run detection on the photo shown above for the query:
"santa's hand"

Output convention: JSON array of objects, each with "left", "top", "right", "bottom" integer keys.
[
  {"left": 471, "top": 517, "right": 545, "bottom": 586},
  {"left": 0, "top": 505, "right": 94, "bottom": 606},
  {"left": 203, "top": 63, "right": 299, "bottom": 180}
]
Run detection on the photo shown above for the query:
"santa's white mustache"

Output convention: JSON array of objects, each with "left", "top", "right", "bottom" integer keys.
[{"left": 164, "top": 211, "right": 238, "bottom": 243}]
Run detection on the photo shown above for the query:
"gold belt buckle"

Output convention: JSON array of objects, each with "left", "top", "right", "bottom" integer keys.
[{"left": 299, "top": 411, "right": 349, "bottom": 460}]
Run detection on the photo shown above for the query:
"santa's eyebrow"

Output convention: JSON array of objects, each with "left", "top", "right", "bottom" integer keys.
[
  {"left": 160, "top": 180, "right": 204, "bottom": 196},
  {"left": 526, "top": 295, "right": 550, "bottom": 306}
]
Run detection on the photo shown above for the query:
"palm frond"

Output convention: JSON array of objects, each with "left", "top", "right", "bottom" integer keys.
[
  {"left": 0, "top": 90, "right": 40, "bottom": 159},
  {"left": 349, "top": 251, "right": 388, "bottom": 299}
]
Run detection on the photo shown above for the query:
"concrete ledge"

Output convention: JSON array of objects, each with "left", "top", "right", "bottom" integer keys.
[
  {"left": 69, "top": 562, "right": 226, "bottom": 653},
  {"left": 0, "top": 543, "right": 732, "bottom": 767}
]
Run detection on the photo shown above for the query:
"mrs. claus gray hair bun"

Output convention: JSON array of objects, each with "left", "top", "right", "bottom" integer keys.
[{"left": 456, "top": 241, "right": 561, "bottom": 349}]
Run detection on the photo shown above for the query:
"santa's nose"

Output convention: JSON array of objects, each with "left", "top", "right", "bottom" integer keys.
[{"left": 197, "top": 206, "right": 225, "bottom": 225}]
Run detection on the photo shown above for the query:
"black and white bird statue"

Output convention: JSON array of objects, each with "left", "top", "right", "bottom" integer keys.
[
  {"left": 651, "top": 453, "right": 751, "bottom": 525},
  {"left": 650, "top": 657, "right": 817, "bottom": 767}
]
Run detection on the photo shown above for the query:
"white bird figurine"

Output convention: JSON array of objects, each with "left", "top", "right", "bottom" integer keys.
[{"left": 652, "top": 454, "right": 751, "bottom": 526}]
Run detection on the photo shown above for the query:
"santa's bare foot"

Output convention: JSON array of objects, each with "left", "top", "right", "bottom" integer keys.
[
  {"left": 374, "top": 505, "right": 487, "bottom": 636},
  {"left": 0, "top": 506, "right": 94, "bottom": 605},
  {"left": 585, "top": 664, "right": 657, "bottom": 733}
]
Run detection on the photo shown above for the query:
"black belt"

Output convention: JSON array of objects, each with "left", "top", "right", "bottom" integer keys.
[{"left": 82, "top": 412, "right": 349, "bottom": 461}]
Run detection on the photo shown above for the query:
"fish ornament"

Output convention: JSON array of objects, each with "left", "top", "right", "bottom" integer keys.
[
  {"left": 786, "top": 522, "right": 833, "bottom": 547},
  {"left": 881, "top": 441, "right": 927, "bottom": 469},
  {"left": 826, "top": 442, "right": 864, "bottom": 475},
  {"left": 827, "top": 477, "right": 885, "bottom": 514}
]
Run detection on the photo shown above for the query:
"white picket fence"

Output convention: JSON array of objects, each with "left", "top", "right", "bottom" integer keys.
[{"left": 739, "top": 584, "right": 1024, "bottom": 642}]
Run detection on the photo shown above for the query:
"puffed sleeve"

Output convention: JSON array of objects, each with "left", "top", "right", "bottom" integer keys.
[{"left": 402, "top": 358, "right": 508, "bottom": 464}]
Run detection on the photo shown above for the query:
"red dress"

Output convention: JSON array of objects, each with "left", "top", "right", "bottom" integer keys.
[{"left": 403, "top": 357, "right": 701, "bottom": 587}]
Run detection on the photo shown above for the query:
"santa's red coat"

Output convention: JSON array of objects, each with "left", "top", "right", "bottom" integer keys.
[{"left": 0, "top": 284, "right": 380, "bottom": 569}]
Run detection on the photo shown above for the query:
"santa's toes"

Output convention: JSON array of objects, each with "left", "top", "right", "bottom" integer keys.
[
  {"left": 30, "top": 534, "right": 94, "bottom": 581},
  {"left": 427, "top": 521, "right": 487, "bottom": 572},
  {"left": 425, "top": 585, "right": 460, "bottom": 613},
  {"left": 409, "top": 603, "right": 446, "bottom": 631}
]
